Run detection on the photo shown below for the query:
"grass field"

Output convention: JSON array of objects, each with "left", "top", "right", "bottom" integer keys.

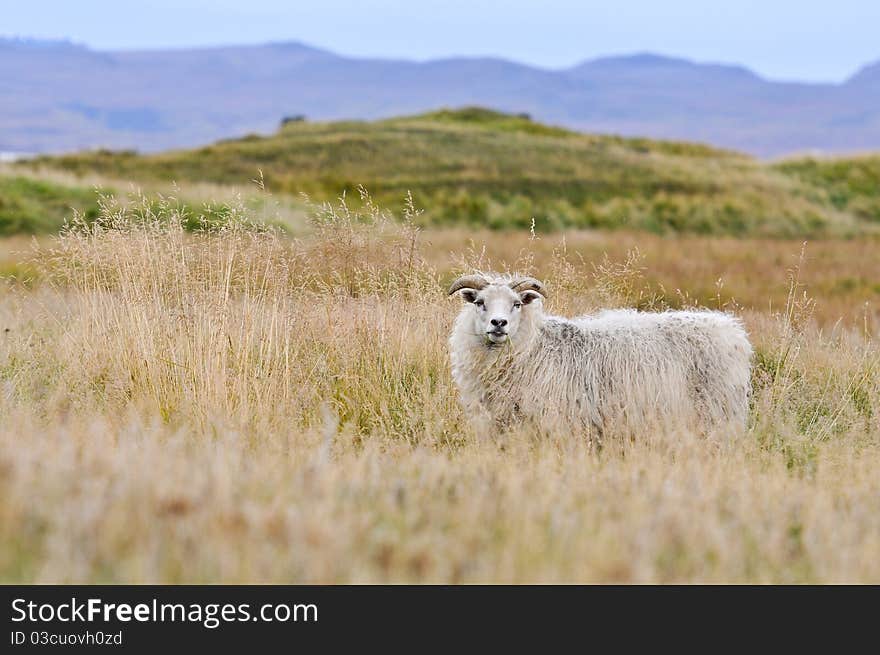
[
  {"left": 1, "top": 189, "right": 878, "bottom": 583},
  {"left": 17, "top": 108, "right": 880, "bottom": 237}
]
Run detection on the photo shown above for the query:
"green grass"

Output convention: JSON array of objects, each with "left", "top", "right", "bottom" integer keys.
[
  {"left": 0, "top": 172, "right": 292, "bottom": 237},
  {"left": 773, "top": 155, "right": 880, "bottom": 223},
  {"left": 18, "top": 107, "right": 880, "bottom": 236},
  {"left": 0, "top": 175, "right": 103, "bottom": 235}
]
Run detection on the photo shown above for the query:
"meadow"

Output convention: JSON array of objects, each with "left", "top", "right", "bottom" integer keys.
[
  {"left": 2, "top": 109, "right": 879, "bottom": 582},
  {"left": 0, "top": 184, "right": 878, "bottom": 583}
]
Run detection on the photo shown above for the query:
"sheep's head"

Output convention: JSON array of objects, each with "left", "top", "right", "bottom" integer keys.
[{"left": 448, "top": 274, "right": 546, "bottom": 346}]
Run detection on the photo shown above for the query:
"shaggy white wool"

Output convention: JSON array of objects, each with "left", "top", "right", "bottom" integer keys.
[{"left": 449, "top": 276, "right": 752, "bottom": 439}]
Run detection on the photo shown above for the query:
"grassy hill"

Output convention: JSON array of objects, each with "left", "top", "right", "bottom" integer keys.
[{"left": 17, "top": 108, "right": 880, "bottom": 236}]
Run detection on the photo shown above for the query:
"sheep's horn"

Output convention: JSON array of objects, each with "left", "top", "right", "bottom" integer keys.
[
  {"left": 509, "top": 277, "right": 547, "bottom": 296},
  {"left": 447, "top": 275, "right": 489, "bottom": 296}
]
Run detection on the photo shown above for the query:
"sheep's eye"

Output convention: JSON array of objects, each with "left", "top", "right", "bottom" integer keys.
[
  {"left": 513, "top": 302, "right": 523, "bottom": 309},
  {"left": 474, "top": 299, "right": 484, "bottom": 308}
]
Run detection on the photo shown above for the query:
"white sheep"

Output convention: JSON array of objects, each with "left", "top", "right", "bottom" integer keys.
[{"left": 448, "top": 273, "right": 752, "bottom": 439}]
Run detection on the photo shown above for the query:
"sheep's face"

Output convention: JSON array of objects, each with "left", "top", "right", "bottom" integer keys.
[{"left": 459, "top": 283, "right": 542, "bottom": 346}]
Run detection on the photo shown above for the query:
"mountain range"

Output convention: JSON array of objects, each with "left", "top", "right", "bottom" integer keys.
[{"left": 3, "top": 37, "right": 880, "bottom": 156}]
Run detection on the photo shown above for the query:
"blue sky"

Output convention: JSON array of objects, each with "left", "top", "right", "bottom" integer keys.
[{"left": 4, "top": 0, "right": 880, "bottom": 82}]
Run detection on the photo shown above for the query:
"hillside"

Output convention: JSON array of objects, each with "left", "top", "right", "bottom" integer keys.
[
  {"left": 774, "top": 155, "right": 880, "bottom": 223},
  {"left": 3, "top": 38, "right": 880, "bottom": 156},
  {"left": 22, "top": 108, "right": 879, "bottom": 237}
]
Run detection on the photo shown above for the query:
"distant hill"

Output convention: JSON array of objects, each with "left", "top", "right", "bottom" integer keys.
[
  {"left": 2, "top": 38, "right": 880, "bottom": 156},
  {"left": 23, "top": 108, "right": 880, "bottom": 237}
]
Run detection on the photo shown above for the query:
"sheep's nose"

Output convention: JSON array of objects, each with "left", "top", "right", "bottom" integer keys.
[{"left": 490, "top": 318, "right": 508, "bottom": 328}]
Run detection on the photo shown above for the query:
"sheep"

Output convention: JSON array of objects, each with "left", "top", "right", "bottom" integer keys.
[{"left": 447, "top": 273, "right": 752, "bottom": 440}]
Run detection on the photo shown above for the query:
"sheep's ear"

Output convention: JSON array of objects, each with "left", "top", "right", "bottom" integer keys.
[
  {"left": 519, "top": 290, "right": 542, "bottom": 305},
  {"left": 460, "top": 289, "right": 478, "bottom": 303}
]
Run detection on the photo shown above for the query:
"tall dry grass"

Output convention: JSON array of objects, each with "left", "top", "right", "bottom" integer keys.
[{"left": 0, "top": 193, "right": 878, "bottom": 583}]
